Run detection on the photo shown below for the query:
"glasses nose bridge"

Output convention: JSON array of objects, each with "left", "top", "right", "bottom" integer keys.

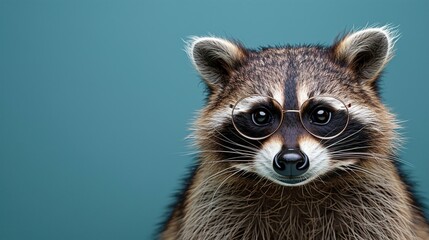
[
  {"left": 279, "top": 108, "right": 303, "bottom": 130},
  {"left": 283, "top": 109, "right": 300, "bottom": 113}
]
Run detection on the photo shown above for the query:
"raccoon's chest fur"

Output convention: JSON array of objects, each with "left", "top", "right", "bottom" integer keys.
[{"left": 176, "top": 167, "right": 417, "bottom": 240}]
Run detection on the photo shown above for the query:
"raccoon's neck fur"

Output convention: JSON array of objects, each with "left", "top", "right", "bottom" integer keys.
[{"left": 175, "top": 159, "right": 426, "bottom": 240}]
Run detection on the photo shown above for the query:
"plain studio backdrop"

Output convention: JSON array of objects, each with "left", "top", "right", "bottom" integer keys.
[{"left": 1, "top": 1, "right": 428, "bottom": 239}]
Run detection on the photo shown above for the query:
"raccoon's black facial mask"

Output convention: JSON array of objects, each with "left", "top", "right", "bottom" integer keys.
[{"left": 231, "top": 95, "right": 350, "bottom": 141}]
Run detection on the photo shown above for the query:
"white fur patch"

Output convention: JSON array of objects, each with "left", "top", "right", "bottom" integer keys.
[
  {"left": 296, "top": 84, "right": 309, "bottom": 107},
  {"left": 232, "top": 96, "right": 263, "bottom": 114},
  {"left": 206, "top": 107, "right": 233, "bottom": 128},
  {"left": 347, "top": 105, "right": 379, "bottom": 131},
  {"left": 298, "top": 136, "right": 330, "bottom": 178},
  {"left": 253, "top": 136, "right": 283, "bottom": 180},
  {"left": 272, "top": 89, "right": 284, "bottom": 108},
  {"left": 205, "top": 95, "right": 264, "bottom": 129}
]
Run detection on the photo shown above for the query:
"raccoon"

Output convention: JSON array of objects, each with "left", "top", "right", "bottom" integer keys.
[{"left": 159, "top": 26, "right": 429, "bottom": 239}]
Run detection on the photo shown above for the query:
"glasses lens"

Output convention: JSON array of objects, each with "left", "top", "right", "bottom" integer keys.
[
  {"left": 300, "top": 96, "right": 349, "bottom": 139},
  {"left": 232, "top": 96, "right": 283, "bottom": 140}
]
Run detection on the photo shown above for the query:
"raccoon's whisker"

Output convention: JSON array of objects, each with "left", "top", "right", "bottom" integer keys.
[
  {"left": 329, "top": 146, "right": 374, "bottom": 154},
  {"left": 327, "top": 136, "right": 404, "bottom": 161},
  {"left": 334, "top": 165, "right": 369, "bottom": 186},
  {"left": 329, "top": 147, "right": 382, "bottom": 157},
  {"left": 210, "top": 160, "right": 253, "bottom": 164},
  {"left": 347, "top": 166, "right": 382, "bottom": 179},
  {"left": 318, "top": 127, "right": 342, "bottom": 140},
  {"left": 229, "top": 129, "right": 262, "bottom": 149},
  {"left": 196, "top": 149, "right": 255, "bottom": 156},
  {"left": 328, "top": 139, "right": 375, "bottom": 150},
  {"left": 210, "top": 135, "right": 258, "bottom": 154},
  {"left": 182, "top": 149, "right": 255, "bottom": 157},
  {"left": 340, "top": 165, "right": 387, "bottom": 182},
  {"left": 212, "top": 138, "right": 259, "bottom": 154},
  {"left": 330, "top": 152, "right": 384, "bottom": 159},
  {"left": 213, "top": 129, "right": 260, "bottom": 152},
  {"left": 330, "top": 151, "right": 387, "bottom": 159},
  {"left": 212, "top": 159, "right": 254, "bottom": 164},
  {"left": 182, "top": 149, "right": 243, "bottom": 157},
  {"left": 331, "top": 152, "right": 411, "bottom": 166},
  {"left": 323, "top": 126, "right": 366, "bottom": 148},
  {"left": 210, "top": 141, "right": 257, "bottom": 155},
  {"left": 210, "top": 155, "right": 253, "bottom": 161},
  {"left": 328, "top": 144, "right": 370, "bottom": 154},
  {"left": 331, "top": 154, "right": 411, "bottom": 166},
  {"left": 215, "top": 157, "right": 254, "bottom": 163}
]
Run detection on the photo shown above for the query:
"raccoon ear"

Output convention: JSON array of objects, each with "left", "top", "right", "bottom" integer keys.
[
  {"left": 187, "top": 37, "right": 247, "bottom": 91},
  {"left": 333, "top": 27, "right": 397, "bottom": 83}
]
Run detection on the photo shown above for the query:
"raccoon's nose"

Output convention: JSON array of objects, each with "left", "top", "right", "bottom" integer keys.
[{"left": 273, "top": 149, "right": 310, "bottom": 177}]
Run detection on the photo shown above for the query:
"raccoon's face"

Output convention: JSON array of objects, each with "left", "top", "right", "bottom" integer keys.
[{"left": 189, "top": 27, "right": 399, "bottom": 187}]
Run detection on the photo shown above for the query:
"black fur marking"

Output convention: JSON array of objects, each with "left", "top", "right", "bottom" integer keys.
[
  {"left": 278, "top": 120, "right": 306, "bottom": 149},
  {"left": 300, "top": 98, "right": 349, "bottom": 138},
  {"left": 211, "top": 123, "right": 263, "bottom": 164},
  {"left": 232, "top": 100, "right": 283, "bottom": 140},
  {"left": 283, "top": 53, "right": 299, "bottom": 110},
  {"left": 275, "top": 55, "right": 305, "bottom": 148},
  {"left": 321, "top": 117, "right": 373, "bottom": 156}
]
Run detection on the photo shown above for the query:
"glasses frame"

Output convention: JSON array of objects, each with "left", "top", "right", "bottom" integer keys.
[{"left": 231, "top": 95, "right": 350, "bottom": 141}]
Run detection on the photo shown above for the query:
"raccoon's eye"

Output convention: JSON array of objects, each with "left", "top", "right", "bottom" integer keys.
[
  {"left": 309, "top": 106, "right": 331, "bottom": 125},
  {"left": 251, "top": 108, "right": 272, "bottom": 126}
]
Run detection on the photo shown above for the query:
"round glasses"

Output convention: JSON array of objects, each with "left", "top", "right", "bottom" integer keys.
[{"left": 231, "top": 95, "right": 350, "bottom": 140}]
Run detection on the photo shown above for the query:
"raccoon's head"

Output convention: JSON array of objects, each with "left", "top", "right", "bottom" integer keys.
[{"left": 189, "top": 27, "right": 399, "bottom": 187}]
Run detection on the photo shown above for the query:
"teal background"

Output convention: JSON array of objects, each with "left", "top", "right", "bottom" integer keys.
[{"left": 1, "top": 1, "right": 428, "bottom": 239}]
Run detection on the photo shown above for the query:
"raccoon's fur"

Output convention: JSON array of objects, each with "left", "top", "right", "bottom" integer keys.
[{"left": 159, "top": 26, "right": 429, "bottom": 239}]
